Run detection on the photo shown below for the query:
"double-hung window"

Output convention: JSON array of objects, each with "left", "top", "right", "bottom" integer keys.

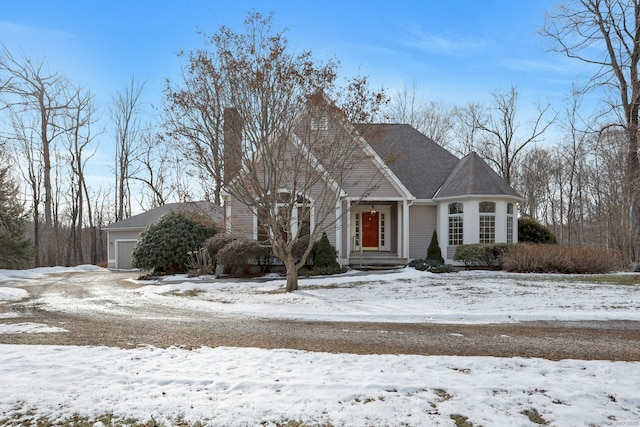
[
  {"left": 448, "top": 202, "right": 464, "bottom": 246},
  {"left": 479, "top": 201, "right": 496, "bottom": 243}
]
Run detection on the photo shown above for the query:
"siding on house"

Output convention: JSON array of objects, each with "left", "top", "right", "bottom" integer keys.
[
  {"left": 408, "top": 204, "right": 437, "bottom": 259},
  {"left": 107, "top": 229, "right": 143, "bottom": 262},
  {"left": 341, "top": 155, "right": 402, "bottom": 199},
  {"left": 225, "top": 200, "right": 254, "bottom": 238},
  {"left": 225, "top": 167, "right": 340, "bottom": 248}
]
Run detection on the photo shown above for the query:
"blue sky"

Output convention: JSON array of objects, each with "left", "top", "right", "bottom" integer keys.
[{"left": 1, "top": 0, "right": 572, "bottom": 112}]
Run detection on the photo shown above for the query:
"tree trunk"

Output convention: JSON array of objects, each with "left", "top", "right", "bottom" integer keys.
[
  {"left": 284, "top": 256, "right": 299, "bottom": 292},
  {"left": 627, "top": 126, "right": 640, "bottom": 262}
]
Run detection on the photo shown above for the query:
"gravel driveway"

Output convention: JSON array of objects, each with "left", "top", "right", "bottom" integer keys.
[{"left": 1, "top": 270, "right": 639, "bottom": 361}]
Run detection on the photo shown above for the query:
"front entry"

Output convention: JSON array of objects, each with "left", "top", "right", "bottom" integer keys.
[{"left": 362, "top": 211, "right": 379, "bottom": 250}]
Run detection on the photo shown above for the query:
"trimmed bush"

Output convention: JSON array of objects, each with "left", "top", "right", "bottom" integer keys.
[
  {"left": 407, "top": 258, "right": 456, "bottom": 273},
  {"left": 426, "top": 230, "right": 444, "bottom": 263},
  {"left": 204, "top": 233, "right": 237, "bottom": 258},
  {"left": 215, "top": 238, "right": 270, "bottom": 276},
  {"left": 453, "top": 243, "right": 510, "bottom": 270},
  {"left": 518, "top": 217, "right": 557, "bottom": 244},
  {"left": 132, "top": 211, "right": 217, "bottom": 273},
  {"left": 503, "top": 243, "right": 622, "bottom": 274}
]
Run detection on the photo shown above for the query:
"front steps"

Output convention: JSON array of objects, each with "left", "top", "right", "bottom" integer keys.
[{"left": 347, "top": 251, "right": 407, "bottom": 269}]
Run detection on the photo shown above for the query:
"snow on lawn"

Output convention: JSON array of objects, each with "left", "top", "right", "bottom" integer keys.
[
  {"left": 0, "top": 267, "right": 639, "bottom": 425},
  {"left": 2, "top": 266, "right": 639, "bottom": 324},
  {"left": 0, "top": 322, "right": 68, "bottom": 334},
  {"left": 0, "top": 345, "right": 638, "bottom": 426},
  {"left": 135, "top": 268, "right": 640, "bottom": 323},
  {"left": 0, "top": 264, "right": 103, "bottom": 283}
]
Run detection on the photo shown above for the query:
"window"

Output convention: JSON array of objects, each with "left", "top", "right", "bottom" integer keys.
[
  {"left": 256, "top": 207, "right": 269, "bottom": 242},
  {"left": 479, "top": 201, "right": 496, "bottom": 243},
  {"left": 310, "top": 108, "right": 328, "bottom": 131},
  {"left": 256, "top": 192, "right": 313, "bottom": 241},
  {"left": 448, "top": 203, "right": 464, "bottom": 246},
  {"left": 506, "top": 203, "right": 514, "bottom": 243}
]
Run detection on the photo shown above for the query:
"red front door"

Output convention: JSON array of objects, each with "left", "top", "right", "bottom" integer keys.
[{"left": 362, "top": 211, "right": 379, "bottom": 250}]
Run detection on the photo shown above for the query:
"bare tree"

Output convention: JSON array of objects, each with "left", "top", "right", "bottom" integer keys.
[
  {"left": 0, "top": 46, "right": 74, "bottom": 266},
  {"left": 557, "top": 88, "right": 593, "bottom": 245},
  {"left": 386, "top": 82, "right": 454, "bottom": 147},
  {"left": 474, "top": 86, "right": 556, "bottom": 186},
  {"left": 5, "top": 113, "right": 43, "bottom": 265},
  {"left": 543, "top": 0, "right": 640, "bottom": 262},
  {"left": 185, "top": 12, "right": 386, "bottom": 291},
  {"left": 132, "top": 131, "right": 171, "bottom": 210},
  {"left": 112, "top": 77, "right": 146, "bottom": 221},
  {"left": 164, "top": 49, "right": 227, "bottom": 204},
  {"left": 451, "top": 102, "right": 485, "bottom": 157},
  {"left": 62, "top": 85, "right": 98, "bottom": 264},
  {"left": 518, "top": 147, "right": 556, "bottom": 221}
]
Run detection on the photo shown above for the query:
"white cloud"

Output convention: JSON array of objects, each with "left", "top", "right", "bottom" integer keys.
[{"left": 404, "top": 24, "right": 488, "bottom": 56}]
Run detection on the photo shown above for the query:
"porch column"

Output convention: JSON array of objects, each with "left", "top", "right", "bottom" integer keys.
[
  {"left": 344, "top": 200, "right": 352, "bottom": 264},
  {"left": 402, "top": 199, "right": 410, "bottom": 258},
  {"left": 336, "top": 199, "right": 343, "bottom": 266}
]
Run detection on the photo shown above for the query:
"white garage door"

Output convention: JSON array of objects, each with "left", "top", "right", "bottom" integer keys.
[{"left": 116, "top": 241, "right": 137, "bottom": 269}]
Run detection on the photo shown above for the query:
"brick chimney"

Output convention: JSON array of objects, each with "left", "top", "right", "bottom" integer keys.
[{"left": 223, "top": 107, "right": 242, "bottom": 185}]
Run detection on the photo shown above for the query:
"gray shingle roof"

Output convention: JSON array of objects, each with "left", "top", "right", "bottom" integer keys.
[
  {"left": 103, "top": 201, "right": 223, "bottom": 230},
  {"left": 434, "top": 152, "right": 522, "bottom": 199},
  {"left": 358, "top": 124, "right": 460, "bottom": 199},
  {"left": 357, "top": 125, "right": 521, "bottom": 200}
]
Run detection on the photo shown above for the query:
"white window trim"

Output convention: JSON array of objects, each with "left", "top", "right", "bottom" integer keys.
[
  {"left": 253, "top": 191, "right": 315, "bottom": 241},
  {"left": 447, "top": 202, "right": 464, "bottom": 247}
]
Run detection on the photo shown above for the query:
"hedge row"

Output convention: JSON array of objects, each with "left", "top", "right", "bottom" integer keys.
[
  {"left": 203, "top": 231, "right": 341, "bottom": 277},
  {"left": 449, "top": 242, "right": 623, "bottom": 274},
  {"left": 503, "top": 244, "right": 622, "bottom": 274}
]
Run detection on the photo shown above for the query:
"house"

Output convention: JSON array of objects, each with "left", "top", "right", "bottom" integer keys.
[
  {"left": 224, "top": 111, "right": 522, "bottom": 267},
  {"left": 104, "top": 201, "right": 223, "bottom": 269}
]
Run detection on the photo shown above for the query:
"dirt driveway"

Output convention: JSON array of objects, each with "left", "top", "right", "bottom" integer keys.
[{"left": 1, "top": 270, "right": 639, "bottom": 361}]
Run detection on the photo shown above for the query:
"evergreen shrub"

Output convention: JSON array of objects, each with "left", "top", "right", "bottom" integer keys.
[
  {"left": 518, "top": 217, "right": 557, "bottom": 244},
  {"left": 453, "top": 243, "right": 510, "bottom": 270},
  {"left": 132, "top": 211, "right": 217, "bottom": 273},
  {"left": 313, "top": 232, "right": 340, "bottom": 273},
  {"left": 426, "top": 230, "right": 444, "bottom": 263},
  {"left": 407, "top": 258, "right": 456, "bottom": 273}
]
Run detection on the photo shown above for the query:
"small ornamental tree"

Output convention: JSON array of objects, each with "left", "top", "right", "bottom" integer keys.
[
  {"left": 313, "top": 232, "right": 340, "bottom": 272},
  {"left": 426, "top": 230, "right": 444, "bottom": 263},
  {"left": 132, "top": 211, "right": 217, "bottom": 273},
  {"left": 518, "top": 217, "right": 557, "bottom": 244}
]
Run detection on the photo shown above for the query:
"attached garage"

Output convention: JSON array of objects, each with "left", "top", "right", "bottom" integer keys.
[
  {"left": 115, "top": 240, "right": 137, "bottom": 269},
  {"left": 104, "top": 201, "right": 223, "bottom": 269}
]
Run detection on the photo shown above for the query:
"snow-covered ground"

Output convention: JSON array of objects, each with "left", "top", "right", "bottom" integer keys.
[{"left": 0, "top": 266, "right": 639, "bottom": 426}]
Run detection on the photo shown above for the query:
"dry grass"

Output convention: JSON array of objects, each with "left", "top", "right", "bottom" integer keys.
[{"left": 503, "top": 244, "right": 623, "bottom": 274}]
